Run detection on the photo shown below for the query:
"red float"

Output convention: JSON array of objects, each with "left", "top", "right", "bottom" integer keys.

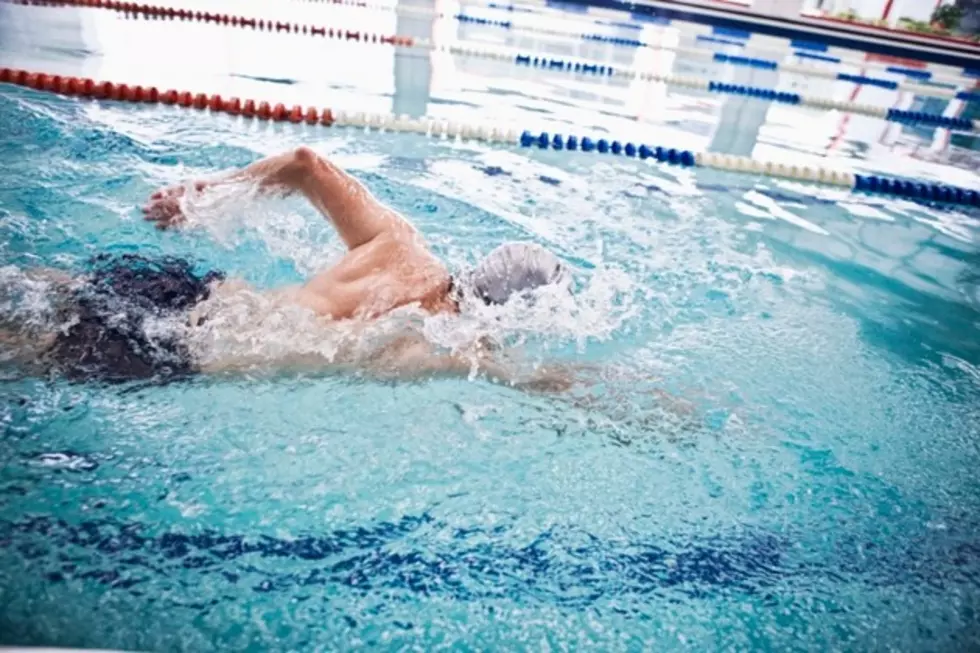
[{"left": 95, "top": 81, "right": 114, "bottom": 99}]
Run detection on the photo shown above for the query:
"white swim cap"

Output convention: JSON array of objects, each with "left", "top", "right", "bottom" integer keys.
[{"left": 464, "top": 242, "right": 570, "bottom": 305}]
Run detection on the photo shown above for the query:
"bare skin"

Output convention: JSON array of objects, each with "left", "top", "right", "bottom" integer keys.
[
  {"left": 140, "top": 146, "right": 572, "bottom": 390},
  {"left": 144, "top": 146, "right": 457, "bottom": 321},
  {"left": 0, "top": 146, "right": 709, "bottom": 432}
]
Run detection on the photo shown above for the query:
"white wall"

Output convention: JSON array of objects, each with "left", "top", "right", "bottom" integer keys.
[{"left": 750, "top": 0, "right": 806, "bottom": 18}]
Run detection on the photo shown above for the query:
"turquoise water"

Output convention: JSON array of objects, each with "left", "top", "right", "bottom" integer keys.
[{"left": 2, "top": 1, "right": 980, "bottom": 650}]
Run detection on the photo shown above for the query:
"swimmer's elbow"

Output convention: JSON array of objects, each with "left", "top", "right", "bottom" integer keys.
[
  {"left": 261, "top": 146, "right": 330, "bottom": 191},
  {"left": 292, "top": 146, "right": 347, "bottom": 181},
  {"left": 282, "top": 146, "right": 320, "bottom": 187},
  {"left": 288, "top": 146, "right": 360, "bottom": 194},
  {"left": 292, "top": 146, "right": 319, "bottom": 171}
]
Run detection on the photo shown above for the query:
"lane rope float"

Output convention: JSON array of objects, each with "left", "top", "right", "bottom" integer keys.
[
  {"left": 272, "top": 0, "right": 980, "bottom": 82},
  {"left": 10, "top": 0, "right": 979, "bottom": 131},
  {"left": 1, "top": 68, "right": 977, "bottom": 207},
  {"left": 14, "top": 0, "right": 980, "bottom": 94}
]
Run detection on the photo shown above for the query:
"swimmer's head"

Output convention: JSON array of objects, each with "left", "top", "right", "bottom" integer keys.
[{"left": 453, "top": 242, "right": 571, "bottom": 306}]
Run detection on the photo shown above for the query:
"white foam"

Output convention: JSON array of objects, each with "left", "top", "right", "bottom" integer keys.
[
  {"left": 743, "top": 190, "right": 831, "bottom": 236},
  {"left": 174, "top": 175, "right": 644, "bottom": 371},
  {"left": 180, "top": 179, "right": 341, "bottom": 275},
  {"left": 0, "top": 265, "right": 68, "bottom": 331}
]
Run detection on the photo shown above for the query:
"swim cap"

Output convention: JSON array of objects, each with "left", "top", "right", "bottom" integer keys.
[{"left": 465, "top": 242, "right": 570, "bottom": 305}]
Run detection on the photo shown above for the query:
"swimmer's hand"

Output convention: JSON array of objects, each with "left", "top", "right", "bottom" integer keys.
[{"left": 142, "top": 181, "right": 208, "bottom": 229}]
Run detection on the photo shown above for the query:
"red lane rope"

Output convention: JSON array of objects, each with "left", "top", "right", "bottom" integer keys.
[
  {"left": 7, "top": 0, "right": 415, "bottom": 46},
  {"left": 0, "top": 67, "right": 338, "bottom": 125}
]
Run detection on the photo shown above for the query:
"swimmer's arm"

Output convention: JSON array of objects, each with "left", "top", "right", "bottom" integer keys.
[
  {"left": 199, "top": 337, "right": 572, "bottom": 393},
  {"left": 144, "top": 147, "right": 406, "bottom": 249},
  {"left": 362, "top": 340, "right": 575, "bottom": 393}
]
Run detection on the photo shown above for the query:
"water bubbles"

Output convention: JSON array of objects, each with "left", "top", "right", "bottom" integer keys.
[
  {"left": 30, "top": 451, "right": 98, "bottom": 472},
  {"left": 0, "top": 264, "right": 67, "bottom": 331},
  {"left": 180, "top": 179, "right": 340, "bottom": 278},
  {"left": 423, "top": 263, "right": 640, "bottom": 361}
]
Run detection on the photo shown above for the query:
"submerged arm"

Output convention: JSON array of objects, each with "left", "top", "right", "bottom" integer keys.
[
  {"left": 198, "top": 333, "right": 575, "bottom": 393},
  {"left": 362, "top": 336, "right": 576, "bottom": 392}
]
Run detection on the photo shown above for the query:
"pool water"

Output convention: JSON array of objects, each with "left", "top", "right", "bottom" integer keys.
[{"left": 1, "top": 0, "right": 980, "bottom": 650}]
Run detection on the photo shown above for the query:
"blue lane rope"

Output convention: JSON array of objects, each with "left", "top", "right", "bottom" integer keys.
[
  {"left": 470, "top": 21, "right": 971, "bottom": 99},
  {"left": 473, "top": 0, "right": 977, "bottom": 81},
  {"left": 886, "top": 66, "right": 932, "bottom": 80},
  {"left": 4, "top": 66, "right": 974, "bottom": 208},
  {"left": 504, "top": 33, "right": 968, "bottom": 101},
  {"left": 836, "top": 73, "right": 897, "bottom": 90},
  {"left": 456, "top": 14, "right": 513, "bottom": 29},
  {"left": 627, "top": 12, "right": 670, "bottom": 25},
  {"left": 885, "top": 109, "right": 973, "bottom": 130},
  {"left": 584, "top": 33, "right": 644, "bottom": 48},
  {"left": 795, "top": 52, "right": 841, "bottom": 63},
  {"left": 791, "top": 39, "right": 828, "bottom": 52},
  {"left": 712, "top": 26, "right": 751, "bottom": 40},
  {"left": 452, "top": 6, "right": 977, "bottom": 86},
  {"left": 853, "top": 175, "right": 979, "bottom": 206},
  {"left": 66, "top": 0, "right": 972, "bottom": 93},
  {"left": 255, "top": 0, "right": 980, "bottom": 82},
  {"left": 30, "top": 0, "right": 977, "bottom": 108},
  {"left": 597, "top": 20, "right": 643, "bottom": 30},
  {"left": 518, "top": 131, "right": 979, "bottom": 208},
  {"left": 695, "top": 35, "right": 746, "bottom": 47},
  {"left": 515, "top": 55, "right": 614, "bottom": 75},
  {"left": 713, "top": 53, "right": 777, "bottom": 71},
  {"left": 510, "top": 53, "right": 976, "bottom": 130},
  {"left": 706, "top": 81, "right": 801, "bottom": 104}
]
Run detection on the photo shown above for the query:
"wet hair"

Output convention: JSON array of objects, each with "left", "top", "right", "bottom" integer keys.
[
  {"left": 48, "top": 254, "right": 224, "bottom": 383},
  {"left": 459, "top": 242, "right": 570, "bottom": 306}
]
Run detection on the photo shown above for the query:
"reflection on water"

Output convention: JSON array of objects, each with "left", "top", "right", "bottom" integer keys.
[{"left": 1, "top": 0, "right": 979, "bottom": 650}]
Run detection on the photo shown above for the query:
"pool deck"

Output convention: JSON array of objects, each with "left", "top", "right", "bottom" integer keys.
[{"left": 613, "top": 0, "right": 980, "bottom": 70}]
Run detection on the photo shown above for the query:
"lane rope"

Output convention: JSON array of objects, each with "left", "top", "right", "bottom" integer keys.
[
  {"left": 453, "top": 11, "right": 979, "bottom": 90},
  {"left": 282, "top": 0, "right": 980, "bottom": 82},
  {"left": 1, "top": 68, "right": 977, "bottom": 207},
  {"left": 14, "top": 0, "right": 979, "bottom": 92},
  {"left": 10, "top": 0, "right": 978, "bottom": 130}
]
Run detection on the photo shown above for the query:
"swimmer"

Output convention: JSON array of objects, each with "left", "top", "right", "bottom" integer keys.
[{"left": 0, "top": 146, "right": 576, "bottom": 391}]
